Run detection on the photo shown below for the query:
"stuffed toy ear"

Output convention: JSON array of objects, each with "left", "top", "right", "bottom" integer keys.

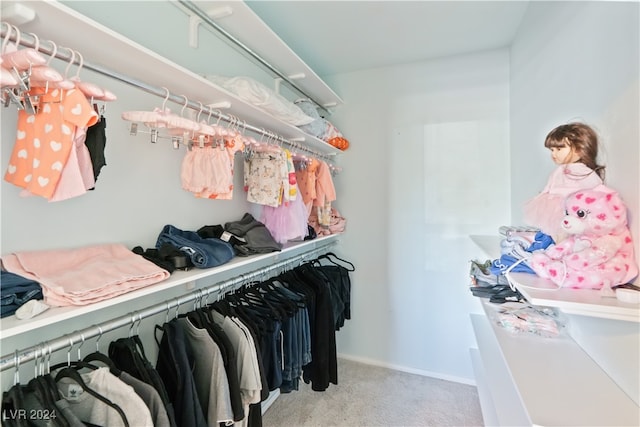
[{"left": 601, "top": 190, "right": 628, "bottom": 228}]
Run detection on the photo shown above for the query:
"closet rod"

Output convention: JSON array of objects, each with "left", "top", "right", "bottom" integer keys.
[
  {"left": 0, "top": 22, "right": 332, "bottom": 161},
  {"left": 176, "top": 0, "right": 331, "bottom": 115},
  {"left": 0, "top": 241, "right": 337, "bottom": 372}
]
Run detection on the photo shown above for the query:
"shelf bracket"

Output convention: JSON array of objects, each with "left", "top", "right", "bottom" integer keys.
[
  {"left": 188, "top": 6, "right": 234, "bottom": 48},
  {"left": 274, "top": 74, "right": 305, "bottom": 95},
  {"left": 206, "top": 101, "right": 231, "bottom": 110}
]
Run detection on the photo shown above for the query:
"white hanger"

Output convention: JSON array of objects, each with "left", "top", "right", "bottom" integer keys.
[
  {"left": 24, "top": 33, "right": 63, "bottom": 88},
  {"left": 1, "top": 24, "right": 47, "bottom": 71}
]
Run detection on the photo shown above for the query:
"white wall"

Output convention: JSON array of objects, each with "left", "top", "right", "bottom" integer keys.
[
  {"left": 325, "top": 50, "right": 511, "bottom": 382},
  {"left": 325, "top": 0, "right": 639, "bottom": 385},
  {"left": 509, "top": 0, "right": 640, "bottom": 404},
  {"left": 510, "top": 0, "right": 640, "bottom": 263}
]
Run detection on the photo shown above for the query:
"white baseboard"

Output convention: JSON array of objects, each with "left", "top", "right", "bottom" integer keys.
[
  {"left": 337, "top": 353, "right": 477, "bottom": 386},
  {"left": 261, "top": 389, "right": 281, "bottom": 414}
]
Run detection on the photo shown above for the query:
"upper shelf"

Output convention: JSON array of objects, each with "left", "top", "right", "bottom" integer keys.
[
  {"left": 1, "top": 0, "right": 341, "bottom": 156},
  {"left": 470, "top": 235, "right": 640, "bottom": 323},
  {"left": 187, "top": 0, "right": 344, "bottom": 109}
]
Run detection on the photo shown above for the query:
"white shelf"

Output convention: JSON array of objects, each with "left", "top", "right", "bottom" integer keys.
[
  {"left": 470, "top": 235, "right": 640, "bottom": 323},
  {"left": 471, "top": 308, "right": 640, "bottom": 426},
  {"left": 190, "top": 0, "right": 343, "bottom": 109},
  {"left": 2, "top": 0, "right": 341, "bottom": 156},
  {"left": 509, "top": 272, "right": 640, "bottom": 323},
  {"left": 469, "top": 347, "right": 500, "bottom": 427},
  {"left": 0, "top": 235, "right": 340, "bottom": 340}
]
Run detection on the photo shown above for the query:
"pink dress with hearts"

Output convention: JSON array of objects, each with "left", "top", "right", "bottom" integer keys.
[{"left": 4, "top": 87, "right": 98, "bottom": 199}]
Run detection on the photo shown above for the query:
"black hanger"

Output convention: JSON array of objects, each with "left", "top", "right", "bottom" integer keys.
[
  {"left": 316, "top": 252, "right": 355, "bottom": 271},
  {"left": 83, "top": 352, "right": 121, "bottom": 376}
]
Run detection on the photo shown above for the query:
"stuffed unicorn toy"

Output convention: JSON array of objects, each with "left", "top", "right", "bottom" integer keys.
[{"left": 528, "top": 185, "right": 638, "bottom": 289}]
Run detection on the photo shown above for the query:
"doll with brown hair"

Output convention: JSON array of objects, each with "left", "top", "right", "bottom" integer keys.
[{"left": 523, "top": 122, "right": 605, "bottom": 242}]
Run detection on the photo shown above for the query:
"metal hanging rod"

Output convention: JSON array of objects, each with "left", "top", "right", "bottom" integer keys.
[
  {"left": 0, "top": 241, "right": 337, "bottom": 372},
  {"left": 176, "top": 0, "right": 331, "bottom": 116},
  {"left": 0, "top": 22, "right": 334, "bottom": 162}
]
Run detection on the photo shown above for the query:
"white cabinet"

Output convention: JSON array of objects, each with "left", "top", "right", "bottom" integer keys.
[{"left": 470, "top": 235, "right": 640, "bottom": 426}]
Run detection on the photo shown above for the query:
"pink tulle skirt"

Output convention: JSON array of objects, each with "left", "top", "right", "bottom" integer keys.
[
  {"left": 261, "top": 195, "right": 309, "bottom": 244},
  {"left": 523, "top": 193, "right": 567, "bottom": 241}
]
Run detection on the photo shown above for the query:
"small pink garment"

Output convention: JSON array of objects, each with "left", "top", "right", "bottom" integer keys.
[
  {"left": 523, "top": 163, "right": 602, "bottom": 241},
  {"left": 2, "top": 243, "right": 170, "bottom": 306},
  {"left": 260, "top": 190, "right": 309, "bottom": 243}
]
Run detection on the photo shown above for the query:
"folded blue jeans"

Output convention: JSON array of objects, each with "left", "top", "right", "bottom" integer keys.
[
  {"left": 1, "top": 271, "right": 43, "bottom": 317},
  {"left": 156, "top": 224, "right": 234, "bottom": 269}
]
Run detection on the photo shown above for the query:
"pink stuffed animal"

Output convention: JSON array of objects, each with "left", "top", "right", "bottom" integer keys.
[{"left": 529, "top": 185, "right": 638, "bottom": 289}]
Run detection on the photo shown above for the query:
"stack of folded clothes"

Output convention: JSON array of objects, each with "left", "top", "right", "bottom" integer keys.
[
  {"left": 155, "top": 224, "right": 235, "bottom": 268},
  {"left": 0, "top": 270, "right": 43, "bottom": 317},
  {"left": 198, "top": 213, "right": 282, "bottom": 256},
  {"left": 2, "top": 244, "right": 170, "bottom": 307}
]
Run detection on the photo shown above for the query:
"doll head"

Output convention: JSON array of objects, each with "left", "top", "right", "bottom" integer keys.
[{"left": 545, "top": 122, "right": 605, "bottom": 179}]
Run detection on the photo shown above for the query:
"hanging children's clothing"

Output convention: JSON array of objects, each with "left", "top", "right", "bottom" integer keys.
[
  {"left": 4, "top": 87, "right": 99, "bottom": 200},
  {"left": 181, "top": 138, "right": 244, "bottom": 200},
  {"left": 84, "top": 114, "right": 108, "bottom": 183},
  {"left": 254, "top": 148, "right": 309, "bottom": 243},
  {"left": 260, "top": 191, "right": 309, "bottom": 244},
  {"left": 243, "top": 147, "right": 289, "bottom": 208}
]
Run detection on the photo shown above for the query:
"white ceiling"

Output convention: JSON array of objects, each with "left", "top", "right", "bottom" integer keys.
[{"left": 246, "top": 0, "right": 530, "bottom": 77}]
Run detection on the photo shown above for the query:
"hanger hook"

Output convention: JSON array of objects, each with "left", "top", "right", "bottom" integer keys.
[
  {"left": 96, "top": 326, "right": 103, "bottom": 352},
  {"left": 74, "top": 50, "right": 84, "bottom": 79},
  {"left": 67, "top": 337, "right": 75, "bottom": 367},
  {"left": 204, "top": 288, "right": 212, "bottom": 306},
  {"left": 46, "top": 40, "right": 58, "bottom": 65},
  {"left": 13, "top": 350, "right": 20, "bottom": 385},
  {"left": 38, "top": 342, "right": 47, "bottom": 377},
  {"left": 196, "top": 102, "right": 204, "bottom": 123},
  {"left": 64, "top": 48, "right": 76, "bottom": 78},
  {"left": 161, "top": 87, "right": 170, "bottom": 110},
  {"left": 33, "top": 344, "right": 40, "bottom": 378},
  {"left": 165, "top": 301, "right": 172, "bottom": 324},
  {"left": 136, "top": 312, "right": 143, "bottom": 336},
  {"left": 174, "top": 298, "right": 181, "bottom": 319},
  {"left": 77, "top": 333, "right": 86, "bottom": 361},
  {"left": 180, "top": 95, "right": 188, "bottom": 116},
  {"left": 1, "top": 22, "right": 12, "bottom": 54},
  {"left": 27, "top": 32, "right": 39, "bottom": 52},
  {"left": 45, "top": 342, "right": 52, "bottom": 374},
  {"left": 128, "top": 313, "right": 137, "bottom": 338},
  {"left": 11, "top": 25, "right": 21, "bottom": 49}
]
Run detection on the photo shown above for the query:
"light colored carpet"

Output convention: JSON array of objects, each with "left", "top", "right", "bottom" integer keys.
[{"left": 262, "top": 358, "right": 485, "bottom": 427}]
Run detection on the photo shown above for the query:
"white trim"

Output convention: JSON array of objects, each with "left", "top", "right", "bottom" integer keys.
[{"left": 336, "top": 353, "right": 477, "bottom": 386}]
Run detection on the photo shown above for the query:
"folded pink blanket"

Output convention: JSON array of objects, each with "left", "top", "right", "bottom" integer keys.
[{"left": 2, "top": 244, "right": 170, "bottom": 306}]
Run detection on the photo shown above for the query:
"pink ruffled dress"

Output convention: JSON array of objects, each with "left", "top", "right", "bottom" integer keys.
[{"left": 523, "top": 163, "right": 602, "bottom": 241}]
